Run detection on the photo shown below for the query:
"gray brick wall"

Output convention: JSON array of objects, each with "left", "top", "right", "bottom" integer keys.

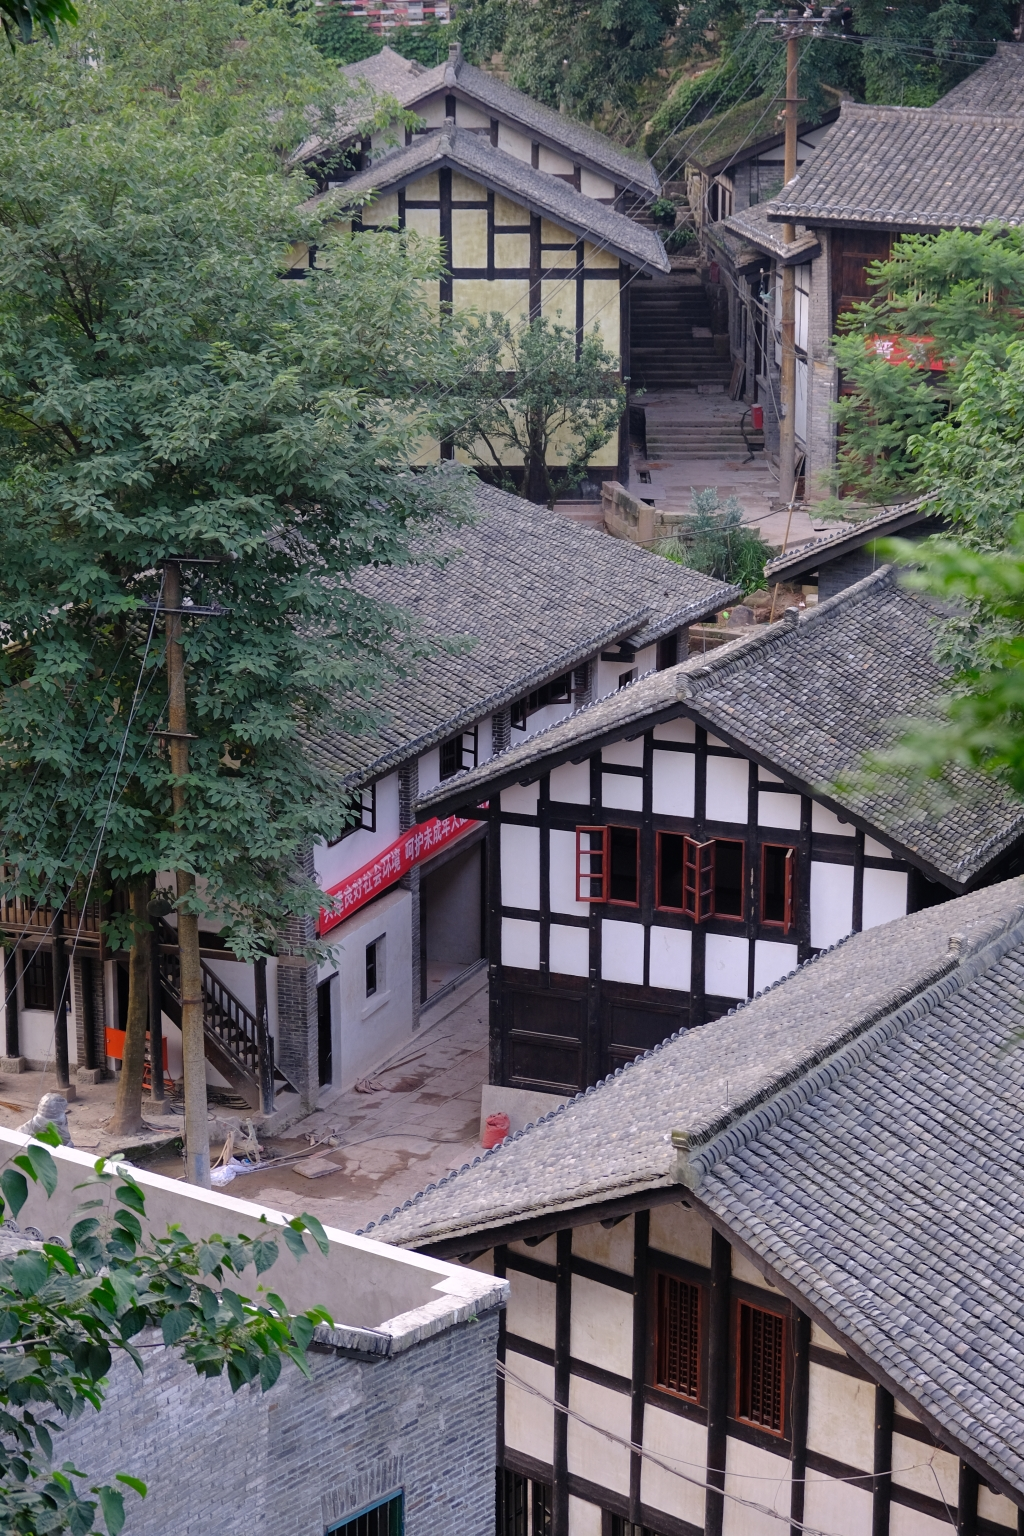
[
  {"left": 58, "top": 1310, "right": 500, "bottom": 1536},
  {"left": 277, "top": 843, "right": 319, "bottom": 1105}
]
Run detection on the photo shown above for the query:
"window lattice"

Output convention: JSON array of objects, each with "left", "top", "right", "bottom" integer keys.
[
  {"left": 655, "top": 1273, "right": 701, "bottom": 1400},
  {"left": 738, "top": 1302, "right": 785, "bottom": 1433}
]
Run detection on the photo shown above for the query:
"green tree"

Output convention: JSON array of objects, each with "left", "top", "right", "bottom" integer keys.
[
  {"left": 314, "top": 8, "right": 451, "bottom": 68},
  {"left": 0, "top": 1133, "right": 330, "bottom": 1535},
  {"left": 0, "top": 6, "right": 473, "bottom": 1148},
  {"left": 658, "top": 487, "right": 771, "bottom": 593},
  {"left": 1, "top": 0, "right": 76, "bottom": 48},
  {"left": 829, "top": 224, "right": 1024, "bottom": 506},
  {"left": 450, "top": 312, "right": 625, "bottom": 507}
]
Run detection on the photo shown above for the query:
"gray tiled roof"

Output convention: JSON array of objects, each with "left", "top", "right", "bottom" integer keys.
[
  {"left": 938, "top": 41, "right": 1024, "bottom": 113},
  {"left": 306, "top": 481, "right": 738, "bottom": 788},
  {"left": 417, "top": 566, "right": 1024, "bottom": 887},
  {"left": 372, "top": 877, "right": 1024, "bottom": 1499},
  {"left": 721, "top": 201, "right": 820, "bottom": 264},
  {"left": 763, "top": 496, "right": 935, "bottom": 583},
  {"left": 768, "top": 101, "right": 1024, "bottom": 230},
  {"left": 298, "top": 46, "right": 659, "bottom": 196},
  {"left": 312, "top": 125, "right": 669, "bottom": 273}
]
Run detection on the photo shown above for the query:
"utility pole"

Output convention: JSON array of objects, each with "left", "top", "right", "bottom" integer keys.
[
  {"left": 162, "top": 559, "right": 211, "bottom": 1188},
  {"left": 757, "top": 8, "right": 840, "bottom": 504}
]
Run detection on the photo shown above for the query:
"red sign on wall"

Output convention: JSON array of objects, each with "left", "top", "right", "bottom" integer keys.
[
  {"left": 319, "top": 814, "right": 478, "bottom": 935},
  {"left": 867, "top": 334, "right": 945, "bottom": 371}
]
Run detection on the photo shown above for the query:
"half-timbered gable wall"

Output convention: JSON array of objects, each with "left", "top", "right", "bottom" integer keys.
[{"left": 372, "top": 880, "right": 1024, "bottom": 1536}]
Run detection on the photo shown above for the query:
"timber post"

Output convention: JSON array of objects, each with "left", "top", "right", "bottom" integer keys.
[
  {"left": 52, "top": 903, "right": 72, "bottom": 1095},
  {"left": 254, "top": 956, "right": 275, "bottom": 1116}
]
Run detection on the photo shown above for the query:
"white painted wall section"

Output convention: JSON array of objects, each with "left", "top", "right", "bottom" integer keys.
[
  {"left": 505, "top": 1269, "right": 556, "bottom": 1350},
  {"left": 649, "top": 1202, "right": 712, "bottom": 1266},
  {"left": 550, "top": 760, "right": 591, "bottom": 805},
  {"left": 806, "top": 1362, "right": 875, "bottom": 1472},
  {"left": 705, "top": 757, "right": 749, "bottom": 823},
  {"left": 502, "top": 917, "right": 540, "bottom": 970},
  {"left": 758, "top": 791, "right": 801, "bottom": 830},
  {"left": 862, "top": 867, "right": 908, "bottom": 930},
  {"left": 803, "top": 1474, "right": 872, "bottom": 1536},
  {"left": 570, "top": 1275, "right": 633, "bottom": 1378},
  {"left": 704, "top": 932, "right": 749, "bottom": 998},
  {"left": 640, "top": 1405, "right": 707, "bottom": 1530},
  {"left": 602, "top": 773, "right": 643, "bottom": 813},
  {"left": 550, "top": 829, "right": 589, "bottom": 916},
  {"left": 504, "top": 1352, "right": 555, "bottom": 1464},
  {"left": 601, "top": 919, "right": 644, "bottom": 984},
  {"left": 753, "top": 939, "right": 799, "bottom": 993},
  {"left": 810, "top": 861, "right": 854, "bottom": 948},
  {"left": 501, "top": 783, "right": 540, "bottom": 815},
  {"left": 573, "top": 1217, "right": 634, "bottom": 1275},
  {"left": 722, "top": 1440, "right": 790, "bottom": 1536},
  {"left": 812, "top": 802, "right": 855, "bottom": 836},
  {"left": 568, "top": 1494, "right": 603, "bottom": 1536},
  {"left": 567, "top": 1377, "right": 631, "bottom": 1496},
  {"left": 549, "top": 923, "right": 589, "bottom": 978},
  {"left": 501, "top": 824, "right": 540, "bottom": 909},
  {"left": 649, "top": 924, "right": 691, "bottom": 991},
  {"left": 653, "top": 717, "right": 695, "bottom": 744},
  {"left": 603, "top": 739, "right": 644, "bottom": 768},
  {"left": 652, "top": 750, "right": 695, "bottom": 817}
]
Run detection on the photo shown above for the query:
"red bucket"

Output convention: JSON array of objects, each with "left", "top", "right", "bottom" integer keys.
[
  {"left": 750, "top": 405, "right": 764, "bottom": 431},
  {"left": 482, "top": 1112, "right": 511, "bottom": 1149}
]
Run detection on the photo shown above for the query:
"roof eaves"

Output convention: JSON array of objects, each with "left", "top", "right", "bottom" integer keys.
[{"left": 763, "top": 497, "right": 934, "bottom": 580}]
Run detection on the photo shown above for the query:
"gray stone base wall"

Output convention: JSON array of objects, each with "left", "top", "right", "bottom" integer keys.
[{"left": 57, "top": 1310, "right": 500, "bottom": 1536}]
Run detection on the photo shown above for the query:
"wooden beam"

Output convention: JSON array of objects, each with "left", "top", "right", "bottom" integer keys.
[
  {"left": 630, "top": 1210, "right": 650, "bottom": 1524},
  {"left": 705, "top": 1228, "right": 731, "bottom": 1536},
  {"left": 872, "top": 1386, "right": 893, "bottom": 1536},
  {"left": 553, "top": 1229, "right": 572, "bottom": 1536},
  {"left": 789, "top": 1310, "right": 811, "bottom": 1536},
  {"left": 421, "top": 1185, "right": 691, "bottom": 1260}
]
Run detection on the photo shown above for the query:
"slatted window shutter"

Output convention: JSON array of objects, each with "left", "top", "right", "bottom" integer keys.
[
  {"left": 576, "top": 826, "right": 608, "bottom": 902},
  {"left": 737, "top": 1301, "right": 786, "bottom": 1433},
  {"left": 783, "top": 846, "right": 795, "bottom": 935},
  {"left": 655, "top": 1273, "right": 701, "bottom": 1400},
  {"left": 682, "top": 837, "right": 717, "bottom": 922}
]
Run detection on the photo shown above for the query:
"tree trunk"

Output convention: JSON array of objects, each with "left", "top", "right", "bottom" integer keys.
[
  {"left": 525, "top": 411, "right": 548, "bottom": 504},
  {"left": 105, "top": 879, "right": 151, "bottom": 1137}
]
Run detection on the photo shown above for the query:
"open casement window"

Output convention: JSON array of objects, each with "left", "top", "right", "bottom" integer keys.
[
  {"left": 575, "top": 826, "right": 639, "bottom": 905},
  {"left": 736, "top": 1301, "right": 787, "bottom": 1436},
  {"left": 327, "top": 783, "right": 376, "bottom": 847},
  {"left": 761, "top": 844, "right": 796, "bottom": 933},
  {"left": 440, "top": 726, "right": 478, "bottom": 781},
  {"left": 681, "top": 836, "right": 743, "bottom": 922},
  {"left": 654, "top": 1272, "right": 702, "bottom": 1401}
]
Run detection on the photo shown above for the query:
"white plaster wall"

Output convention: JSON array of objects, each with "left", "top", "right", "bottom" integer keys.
[
  {"left": 704, "top": 932, "right": 748, "bottom": 998},
  {"left": 730, "top": 1252, "right": 777, "bottom": 1291},
  {"left": 313, "top": 771, "right": 401, "bottom": 889},
  {"left": 501, "top": 824, "right": 540, "bottom": 910},
  {"left": 705, "top": 757, "right": 749, "bottom": 823},
  {"left": 803, "top": 1474, "right": 872, "bottom": 1536},
  {"left": 478, "top": 714, "right": 494, "bottom": 762},
  {"left": 864, "top": 835, "right": 891, "bottom": 858},
  {"left": 538, "top": 144, "right": 574, "bottom": 174},
  {"left": 810, "top": 861, "right": 854, "bottom": 948},
  {"left": 503, "top": 917, "right": 540, "bottom": 970},
  {"left": 455, "top": 99, "right": 491, "bottom": 129},
  {"left": 505, "top": 1269, "right": 556, "bottom": 1350},
  {"left": 416, "top": 92, "right": 447, "bottom": 126},
  {"left": 758, "top": 791, "right": 801, "bottom": 830},
  {"left": 519, "top": 699, "right": 576, "bottom": 736},
  {"left": 497, "top": 123, "right": 533, "bottom": 162},
  {"left": 640, "top": 1405, "right": 707, "bottom": 1530},
  {"left": 328, "top": 883, "right": 413, "bottom": 1091},
  {"left": 550, "top": 829, "right": 589, "bottom": 916},
  {"left": 550, "top": 760, "right": 591, "bottom": 805},
  {"left": 19, "top": 1009, "right": 76, "bottom": 1068},
  {"left": 811, "top": 802, "right": 855, "bottom": 836},
  {"left": 570, "top": 1275, "right": 634, "bottom": 1379},
  {"left": 501, "top": 783, "right": 540, "bottom": 815},
  {"left": 722, "top": 1439, "right": 790, "bottom": 1536},
  {"left": 601, "top": 920, "right": 644, "bottom": 984},
  {"left": 649, "top": 925, "right": 691, "bottom": 991},
  {"left": 654, "top": 717, "right": 695, "bottom": 744},
  {"left": 418, "top": 746, "right": 441, "bottom": 797},
  {"left": 806, "top": 1362, "right": 875, "bottom": 1473},
  {"left": 891, "top": 1434, "right": 958, "bottom": 1508},
  {"left": 567, "top": 1377, "right": 631, "bottom": 1496},
  {"left": 753, "top": 939, "right": 798, "bottom": 993},
  {"left": 550, "top": 923, "right": 589, "bottom": 978},
  {"left": 504, "top": 1352, "right": 555, "bottom": 1465},
  {"left": 652, "top": 751, "right": 695, "bottom": 816},
  {"left": 862, "top": 867, "right": 908, "bottom": 930},
  {"left": 649, "top": 1202, "right": 712, "bottom": 1266},
  {"left": 568, "top": 1494, "right": 603, "bottom": 1536},
  {"left": 601, "top": 774, "right": 643, "bottom": 813},
  {"left": 811, "top": 1322, "right": 844, "bottom": 1353},
  {"left": 759, "top": 768, "right": 783, "bottom": 784},
  {"left": 978, "top": 1483, "right": 1021, "bottom": 1527},
  {"left": 603, "top": 739, "right": 644, "bottom": 768},
  {"left": 573, "top": 1216, "right": 634, "bottom": 1275},
  {"left": 889, "top": 1505, "right": 954, "bottom": 1536},
  {"left": 597, "top": 659, "right": 637, "bottom": 697},
  {"left": 510, "top": 1234, "right": 558, "bottom": 1264},
  {"left": 580, "top": 169, "right": 615, "bottom": 200}
]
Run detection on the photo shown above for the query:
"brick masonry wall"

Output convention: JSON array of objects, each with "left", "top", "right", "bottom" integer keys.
[{"left": 57, "top": 1311, "right": 500, "bottom": 1536}]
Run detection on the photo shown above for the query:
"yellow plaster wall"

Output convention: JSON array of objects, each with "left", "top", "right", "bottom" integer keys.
[
  {"left": 583, "top": 277, "right": 621, "bottom": 360},
  {"left": 452, "top": 171, "right": 485, "bottom": 202},
  {"left": 454, "top": 276, "right": 529, "bottom": 326},
  {"left": 497, "top": 123, "right": 532, "bottom": 162},
  {"left": 540, "top": 279, "right": 574, "bottom": 325},
  {"left": 495, "top": 232, "right": 530, "bottom": 267},
  {"left": 495, "top": 192, "right": 529, "bottom": 227},
  {"left": 407, "top": 172, "right": 440, "bottom": 200},
  {"left": 538, "top": 145, "right": 574, "bottom": 174},
  {"left": 416, "top": 94, "right": 446, "bottom": 127},
  {"left": 452, "top": 208, "right": 488, "bottom": 267},
  {"left": 455, "top": 100, "right": 491, "bottom": 128},
  {"left": 360, "top": 192, "right": 399, "bottom": 227},
  {"left": 584, "top": 239, "right": 620, "bottom": 269},
  {"left": 405, "top": 206, "right": 440, "bottom": 241},
  {"left": 543, "top": 246, "right": 578, "bottom": 271},
  {"left": 581, "top": 168, "right": 616, "bottom": 200},
  {"left": 541, "top": 217, "right": 574, "bottom": 245}
]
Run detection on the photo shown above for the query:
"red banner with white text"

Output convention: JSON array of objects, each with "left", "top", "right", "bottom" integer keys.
[{"left": 319, "top": 814, "right": 477, "bottom": 935}]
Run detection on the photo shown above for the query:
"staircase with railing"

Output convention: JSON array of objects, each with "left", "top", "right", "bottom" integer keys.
[{"left": 156, "top": 934, "right": 299, "bottom": 1110}]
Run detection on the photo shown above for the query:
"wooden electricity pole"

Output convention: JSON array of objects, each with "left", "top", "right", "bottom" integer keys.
[
  {"left": 778, "top": 23, "right": 800, "bottom": 506},
  {"left": 162, "top": 559, "right": 211, "bottom": 1188}
]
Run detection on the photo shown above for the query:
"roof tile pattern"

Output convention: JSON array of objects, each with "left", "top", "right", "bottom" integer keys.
[
  {"left": 374, "top": 878, "right": 1024, "bottom": 1500},
  {"left": 317, "top": 125, "right": 669, "bottom": 272},
  {"left": 417, "top": 567, "right": 1024, "bottom": 886},
  {"left": 938, "top": 42, "right": 1024, "bottom": 114},
  {"left": 763, "top": 497, "right": 934, "bottom": 581},
  {"left": 769, "top": 102, "right": 1024, "bottom": 229},
  {"left": 307, "top": 482, "right": 737, "bottom": 787}
]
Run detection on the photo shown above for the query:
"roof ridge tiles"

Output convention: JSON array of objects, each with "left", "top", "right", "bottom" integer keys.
[
  {"left": 763, "top": 496, "right": 934, "bottom": 575},
  {"left": 676, "top": 909, "right": 1024, "bottom": 1188}
]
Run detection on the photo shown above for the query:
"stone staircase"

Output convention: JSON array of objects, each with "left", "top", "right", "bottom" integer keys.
[
  {"left": 645, "top": 416, "right": 762, "bottom": 462},
  {"left": 630, "top": 275, "right": 735, "bottom": 391}
]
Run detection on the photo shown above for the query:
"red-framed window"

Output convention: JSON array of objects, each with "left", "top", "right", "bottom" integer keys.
[
  {"left": 654, "top": 1272, "right": 702, "bottom": 1401},
  {"left": 760, "top": 845, "right": 795, "bottom": 933},
  {"left": 677, "top": 836, "right": 744, "bottom": 922},
  {"left": 736, "top": 1301, "right": 787, "bottom": 1435},
  {"left": 575, "top": 826, "right": 639, "bottom": 905}
]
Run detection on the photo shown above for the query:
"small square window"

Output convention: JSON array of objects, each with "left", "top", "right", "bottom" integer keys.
[
  {"left": 327, "top": 1492, "right": 403, "bottom": 1535},
  {"left": 365, "top": 936, "right": 385, "bottom": 998},
  {"left": 328, "top": 784, "right": 376, "bottom": 846},
  {"left": 440, "top": 726, "right": 478, "bottom": 780},
  {"left": 618, "top": 668, "right": 637, "bottom": 689},
  {"left": 21, "top": 949, "right": 54, "bottom": 1011}
]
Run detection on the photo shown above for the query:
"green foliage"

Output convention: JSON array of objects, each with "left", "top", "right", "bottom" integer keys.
[
  {"left": 0, "top": 1144, "right": 330, "bottom": 1534},
  {"left": 314, "top": 9, "right": 451, "bottom": 68},
  {"left": 664, "top": 224, "right": 696, "bottom": 253},
  {"left": 0, "top": 0, "right": 475, "bottom": 959},
  {"left": 449, "top": 313, "right": 625, "bottom": 507},
  {"left": 1, "top": 0, "right": 75, "bottom": 49},
  {"left": 830, "top": 224, "right": 1024, "bottom": 505},
  {"left": 658, "top": 487, "right": 770, "bottom": 593},
  {"left": 452, "top": 0, "right": 509, "bottom": 66}
]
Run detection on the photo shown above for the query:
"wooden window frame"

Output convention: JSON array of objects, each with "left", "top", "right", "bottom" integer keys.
[
  {"left": 760, "top": 844, "right": 796, "bottom": 934},
  {"left": 653, "top": 1270, "right": 702, "bottom": 1403},
  {"left": 576, "top": 826, "right": 608, "bottom": 902},
  {"left": 439, "top": 726, "right": 478, "bottom": 781},
  {"left": 21, "top": 948, "right": 54, "bottom": 1011},
  {"left": 328, "top": 783, "right": 376, "bottom": 847},
  {"left": 735, "top": 1299, "right": 788, "bottom": 1437},
  {"left": 607, "top": 824, "right": 640, "bottom": 908},
  {"left": 655, "top": 830, "right": 686, "bottom": 913},
  {"left": 681, "top": 836, "right": 744, "bottom": 923},
  {"left": 512, "top": 673, "right": 573, "bottom": 731}
]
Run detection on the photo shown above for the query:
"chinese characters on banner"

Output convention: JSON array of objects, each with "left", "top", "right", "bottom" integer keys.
[
  {"left": 319, "top": 814, "right": 478, "bottom": 935},
  {"left": 866, "top": 334, "right": 945, "bottom": 371}
]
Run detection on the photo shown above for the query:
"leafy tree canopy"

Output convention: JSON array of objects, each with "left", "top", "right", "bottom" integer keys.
[
  {"left": 314, "top": 7, "right": 451, "bottom": 67},
  {"left": 658, "top": 486, "right": 771, "bottom": 593},
  {"left": 0, "top": 1129, "right": 330, "bottom": 1536}
]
